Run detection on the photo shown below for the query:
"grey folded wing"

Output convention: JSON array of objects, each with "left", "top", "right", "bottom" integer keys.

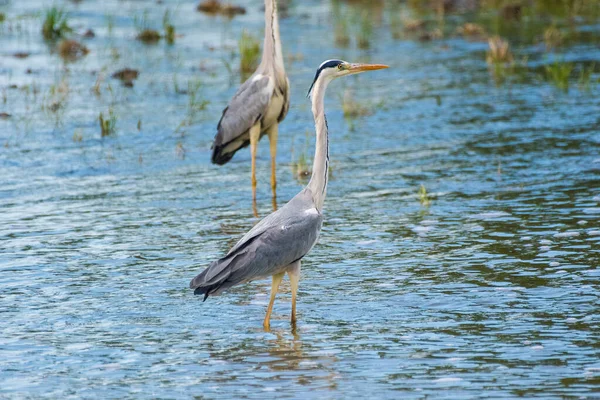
[
  {"left": 190, "top": 190, "right": 323, "bottom": 298},
  {"left": 212, "top": 74, "right": 273, "bottom": 151}
]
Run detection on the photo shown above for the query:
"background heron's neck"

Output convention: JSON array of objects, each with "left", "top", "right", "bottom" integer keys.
[
  {"left": 262, "top": 0, "right": 285, "bottom": 75},
  {"left": 307, "top": 77, "right": 331, "bottom": 211}
]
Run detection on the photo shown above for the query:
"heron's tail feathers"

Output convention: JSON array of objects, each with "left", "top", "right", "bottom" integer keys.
[
  {"left": 211, "top": 143, "right": 235, "bottom": 165},
  {"left": 189, "top": 253, "right": 246, "bottom": 300}
]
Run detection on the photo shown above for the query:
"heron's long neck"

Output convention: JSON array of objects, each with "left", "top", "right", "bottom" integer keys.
[
  {"left": 307, "top": 77, "right": 331, "bottom": 211},
  {"left": 262, "top": 0, "right": 285, "bottom": 73}
]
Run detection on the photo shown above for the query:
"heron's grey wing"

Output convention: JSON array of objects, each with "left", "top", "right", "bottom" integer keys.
[
  {"left": 211, "top": 74, "right": 273, "bottom": 164},
  {"left": 190, "top": 189, "right": 323, "bottom": 298}
]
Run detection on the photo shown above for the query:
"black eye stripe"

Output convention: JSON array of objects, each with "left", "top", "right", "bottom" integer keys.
[{"left": 307, "top": 60, "right": 344, "bottom": 96}]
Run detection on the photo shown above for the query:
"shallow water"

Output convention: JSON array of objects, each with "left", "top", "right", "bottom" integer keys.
[{"left": 1, "top": 0, "right": 599, "bottom": 398}]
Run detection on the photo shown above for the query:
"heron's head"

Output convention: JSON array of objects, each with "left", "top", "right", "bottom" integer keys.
[{"left": 307, "top": 59, "right": 388, "bottom": 97}]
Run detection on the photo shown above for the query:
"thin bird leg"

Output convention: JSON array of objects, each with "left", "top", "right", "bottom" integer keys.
[
  {"left": 263, "top": 271, "right": 285, "bottom": 331},
  {"left": 287, "top": 261, "right": 301, "bottom": 325},
  {"left": 267, "top": 123, "right": 279, "bottom": 199},
  {"left": 249, "top": 122, "right": 261, "bottom": 202}
]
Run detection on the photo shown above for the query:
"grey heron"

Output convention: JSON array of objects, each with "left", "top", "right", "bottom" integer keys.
[
  {"left": 191, "top": 60, "right": 388, "bottom": 329},
  {"left": 211, "top": 0, "right": 289, "bottom": 206}
]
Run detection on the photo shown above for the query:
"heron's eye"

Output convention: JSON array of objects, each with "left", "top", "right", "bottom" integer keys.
[{"left": 337, "top": 64, "right": 343, "bottom": 70}]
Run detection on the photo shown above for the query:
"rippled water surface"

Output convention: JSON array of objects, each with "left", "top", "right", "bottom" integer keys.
[{"left": 1, "top": 0, "right": 600, "bottom": 398}]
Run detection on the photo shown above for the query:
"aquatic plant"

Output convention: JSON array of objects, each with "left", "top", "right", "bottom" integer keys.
[
  {"left": 457, "top": 22, "right": 486, "bottom": 39},
  {"left": 341, "top": 89, "right": 371, "bottom": 119},
  {"left": 42, "top": 7, "right": 71, "bottom": 40},
  {"left": 163, "top": 10, "right": 176, "bottom": 45},
  {"left": 331, "top": 0, "right": 350, "bottom": 47},
  {"left": 291, "top": 131, "right": 312, "bottom": 179},
  {"left": 0, "top": 13, "right": 5, "bottom": 24},
  {"left": 418, "top": 184, "right": 431, "bottom": 207},
  {"left": 137, "top": 29, "right": 161, "bottom": 43},
  {"left": 176, "top": 142, "right": 186, "bottom": 159},
  {"left": 99, "top": 109, "right": 117, "bottom": 137},
  {"left": 544, "top": 60, "right": 573, "bottom": 92},
  {"left": 486, "top": 35, "right": 514, "bottom": 83},
  {"left": 58, "top": 39, "right": 89, "bottom": 60},
  {"left": 135, "top": 11, "right": 161, "bottom": 43},
  {"left": 187, "top": 79, "right": 209, "bottom": 121},
  {"left": 197, "top": 0, "right": 246, "bottom": 17},
  {"left": 72, "top": 130, "right": 83, "bottom": 142},
  {"left": 577, "top": 63, "right": 595, "bottom": 91},
  {"left": 356, "top": 11, "right": 373, "bottom": 49},
  {"left": 543, "top": 25, "right": 562, "bottom": 51},
  {"left": 238, "top": 29, "right": 260, "bottom": 76}
]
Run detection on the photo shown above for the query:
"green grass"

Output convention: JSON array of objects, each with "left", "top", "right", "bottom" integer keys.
[
  {"left": 135, "top": 11, "right": 161, "bottom": 43},
  {"left": 577, "top": 63, "right": 595, "bottom": 91},
  {"left": 163, "top": 10, "right": 175, "bottom": 45},
  {"left": 238, "top": 30, "right": 260, "bottom": 75},
  {"left": 356, "top": 11, "right": 373, "bottom": 49},
  {"left": 99, "top": 108, "right": 117, "bottom": 137},
  {"left": 42, "top": 7, "right": 71, "bottom": 40},
  {"left": 418, "top": 184, "right": 431, "bottom": 207},
  {"left": 187, "top": 79, "right": 209, "bottom": 121},
  {"left": 544, "top": 60, "right": 573, "bottom": 91}
]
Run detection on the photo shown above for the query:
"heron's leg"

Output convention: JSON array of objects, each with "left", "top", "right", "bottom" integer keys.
[
  {"left": 263, "top": 271, "right": 285, "bottom": 331},
  {"left": 287, "top": 260, "right": 301, "bottom": 325},
  {"left": 267, "top": 123, "right": 279, "bottom": 199},
  {"left": 249, "top": 122, "right": 261, "bottom": 201}
]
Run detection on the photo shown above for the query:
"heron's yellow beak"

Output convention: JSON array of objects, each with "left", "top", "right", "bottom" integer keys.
[{"left": 347, "top": 63, "right": 389, "bottom": 74}]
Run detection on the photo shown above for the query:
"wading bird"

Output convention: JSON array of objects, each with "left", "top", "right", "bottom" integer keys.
[
  {"left": 191, "top": 60, "right": 388, "bottom": 330},
  {"left": 211, "top": 0, "right": 289, "bottom": 206}
]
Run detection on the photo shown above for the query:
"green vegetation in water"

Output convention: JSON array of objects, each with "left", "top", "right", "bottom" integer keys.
[
  {"left": 0, "top": 13, "right": 5, "bottom": 24},
  {"left": 42, "top": 7, "right": 72, "bottom": 40},
  {"left": 238, "top": 29, "right": 260, "bottom": 76},
  {"left": 58, "top": 39, "right": 89, "bottom": 61},
  {"left": 543, "top": 25, "right": 563, "bottom": 51},
  {"left": 544, "top": 59, "right": 573, "bottom": 92},
  {"left": 356, "top": 11, "right": 373, "bottom": 49},
  {"left": 418, "top": 184, "right": 431, "bottom": 207},
  {"left": 486, "top": 35, "right": 515, "bottom": 83},
  {"left": 291, "top": 130, "right": 312, "bottom": 179},
  {"left": 341, "top": 89, "right": 371, "bottom": 119},
  {"left": 99, "top": 109, "right": 117, "bottom": 137},
  {"left": 577, "top": 63, "right": 595, "bottom": 91},
  {"left": 187, "top": 79, "right": 209, "bottom": 122},
  {"left": 332, "top": 1, "right": 350, "bottom": 47},
  {"left": 72, "top": 130, "right": 83, "bottom": 142},
  {"left": 163, "top": 10, "right": 176, "bottom": 45},
  {"left": 135, "top": 11, "right": 161, "bottom": 44}
]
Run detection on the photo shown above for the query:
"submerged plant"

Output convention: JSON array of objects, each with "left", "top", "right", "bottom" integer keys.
[
  {"left": 135, "top": 11, "right": 161, "bottom": 43},
  {"left": 291, "top": 130, "right": 312, "bottom": 179},
  {"left": 544, "top": 25, "right": 563, "bottom": 51},
  {"left": 163, "top": 10, "right": 176, "bottom": 45},
  {"left": 486, "top": 35, "right": 514, "bottom": 83},
  {"left": 187, "top": 79, "right": 209, "bottom": 121},
  {"left": 418, "top": 184, "right": 431, "bottom": 207},
  {"left": 238, "top": 29, "right": 260, "bottom": 76},
  {"left": 341, "top": 89, "right": 371, "bottom": 119},
  {"left": 356, "top": 11, "right": 373, "bottom": 49},
  {"left": 577, "top": 63, "right": 595, "bottom": 91},
  {"left": 58, "top": 39, "right": 89, "bottom": 60},
  {"left": 99, "top": 108, "right": 117, "bottom": 137},
  {"left": 42, "top": 7, "right": 71, "bottom": 40},
  {"left": 545, "top": 60, "right": 573, "bottom": 91}
]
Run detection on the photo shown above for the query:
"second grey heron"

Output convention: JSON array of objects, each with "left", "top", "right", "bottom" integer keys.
[
  {"left": 211, "top": 0, "right": 289, "bottom": 206},
  {"left": 191, "top": 60, "right": 388, "bottom": 330}
]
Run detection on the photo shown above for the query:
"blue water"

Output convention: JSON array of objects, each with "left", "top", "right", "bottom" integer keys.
[{"left": 1, "top": 0, "right": 599, "bottom": 398}]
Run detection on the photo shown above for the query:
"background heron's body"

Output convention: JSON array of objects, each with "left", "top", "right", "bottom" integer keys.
[
  {"left": 192, "top": 60, "right": 387, "bottom": 329},
  {"left": 211, "top": 71, "right": 289, "bottom": 165},
  {"left": 211, "top": 0, "right": 289, "bottom": 202}
]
